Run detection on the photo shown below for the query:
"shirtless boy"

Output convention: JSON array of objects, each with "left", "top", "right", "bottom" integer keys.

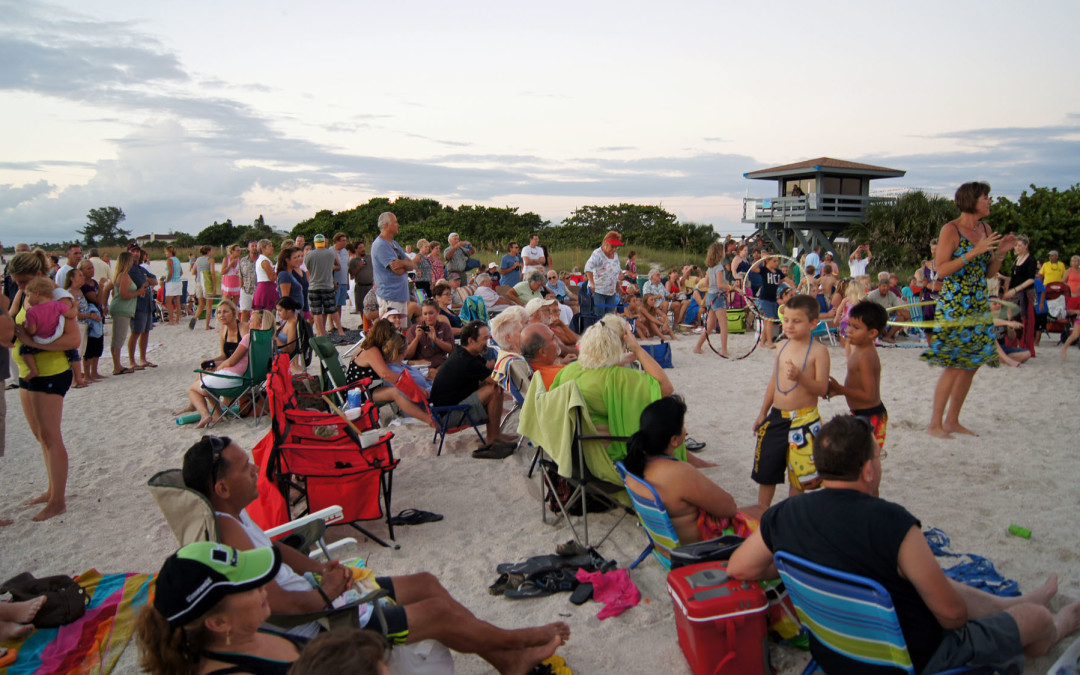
[
  {"left": 828, "top": 300, "right": 888, "bottom": 449},
  {"left": 624, "top": 295, "right": 660, "bottom": 339},
  {"left": 752, "top": 294, "right": 830, "bottom": 509}
]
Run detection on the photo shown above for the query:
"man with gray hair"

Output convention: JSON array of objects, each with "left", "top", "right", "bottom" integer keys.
[
  {"left": 866, "top": 272, "right": 906, "bottom": 343},
  {"left": 371, "top": 212, "right": 415, "bottom": 323},
  {"left": 474, "top": 272, "right": 513, "bottom": 312},
  {"left": 1040, "top": 250, "right": 1066, "bottom": 285},
  {"left": 444, "top": 232, "right": 476, "bottom": 285}
]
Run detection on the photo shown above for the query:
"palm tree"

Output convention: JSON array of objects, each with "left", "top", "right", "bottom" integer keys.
[{"left": 845, "top": 191, "right": 958, "bottom": 272}]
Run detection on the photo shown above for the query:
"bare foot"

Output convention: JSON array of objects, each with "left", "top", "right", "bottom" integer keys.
[
  {"left": 172, "top": 405, "right": 195, "bottom": 416},
  {"left": 718, "top": 351, "right": 730, "bottom": 358},
  {"left": 194, "top": 415, "right": 212, "bottom": 429},
  {"left": 31, "top": 502, "right": 65, "bottom": 521},
  {"left": 942, "top": 423, "right": 978, "bottom": 437},
  {"left": 0, "top": 621, "right": 35, "bottom": 642},
  {"left": 692, "top": 347, "right": 704, "bottom": 354},
  {"left": 761, "top": 342, "right": 776, "bottom": 350},
  {"left": 1054, "top": 599, "right": 1080, "bottom": 641},
  {"left": 0, "top": 596, "right": 46, "bottom": 624},
  {"left": 24, "top": 493, "right": 49, "bottom": 506},
  {"left": 1026, "top": 574, "right": 1059, "bottom": 608},
  {"left": 926, "top": 426, "right": 953, "bottom": 439},
  {"left": 498, "top": 433, "right": 520, "bottom": 444},
  {"left": 540, "top": 622, "right": 571, "bottom": 645}
]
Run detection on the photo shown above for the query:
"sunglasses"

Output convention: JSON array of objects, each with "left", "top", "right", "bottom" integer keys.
[{"left": 202, "top": 435, "right": 232, "bottom": 481}]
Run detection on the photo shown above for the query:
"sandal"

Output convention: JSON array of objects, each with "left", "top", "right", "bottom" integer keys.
[
  {"left": 139, "top": 362, "right": 158, "bottom": 368},
  {"left": 113, "top": 367, "right": 135, "bottom": 375},
  {"left": 388, "top": 509, "right": 443, "bottom": 526},
  {"left": 472, "top": 440, "right": 515, "bottom": 460}
]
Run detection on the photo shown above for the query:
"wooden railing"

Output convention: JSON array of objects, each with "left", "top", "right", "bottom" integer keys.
[{"left": 742, "top": 194, "right": 894, "bottom": 224}]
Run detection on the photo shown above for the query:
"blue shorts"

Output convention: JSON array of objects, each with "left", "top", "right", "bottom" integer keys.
[
  {"left": 757, "top": 299, "right": 779, "bottom": 320},
  {"left": 706, "top": 291, "right": 727, "bottom": 311},
  {"left": 335, "top": 283, "right": 349, "bottom": 307},
  {"left": 132, "top": 310, "right": 153, "bottom": 333},
  {"left": 20, "top": 369, "right": 73, "bottom": 397}
]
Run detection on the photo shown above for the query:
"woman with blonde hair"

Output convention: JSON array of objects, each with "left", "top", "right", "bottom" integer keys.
[
  {"left": 183, "top": 310, "right": 275, "bottom": 428},
  {"left": 693, "top": 242, "right": 731, "bottom": 357},
  {"left": 107, "top": 251, "right": 146, "bottom": 375},
  {"left": 551, "top": 314, "right": 711, "bottom": 467},
  {"left": 8, "top": 249, "right": 82, "bottom": 521}
]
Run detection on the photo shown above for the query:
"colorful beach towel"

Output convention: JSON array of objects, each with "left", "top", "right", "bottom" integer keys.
[{"left": 0, "top": 569, "right": 154, "bottom": 675}]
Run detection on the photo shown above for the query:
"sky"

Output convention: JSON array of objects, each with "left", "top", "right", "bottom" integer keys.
[{"left": 2, "top": 0, "right": 1079, "bottom": 245}]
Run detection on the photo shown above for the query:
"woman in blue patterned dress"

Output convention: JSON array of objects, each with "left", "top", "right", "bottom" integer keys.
[{"left": 923, "top": 182, "right": 1016, "bottom": 438}]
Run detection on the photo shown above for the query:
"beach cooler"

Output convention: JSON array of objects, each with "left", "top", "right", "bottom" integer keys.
[{"left": 667, "top": 561, "right": 771, "bottom": 675}]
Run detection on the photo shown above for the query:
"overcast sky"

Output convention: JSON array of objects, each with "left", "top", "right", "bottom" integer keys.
[{"left": 2, "top": 0, "right": 1079, "bottom": 245}]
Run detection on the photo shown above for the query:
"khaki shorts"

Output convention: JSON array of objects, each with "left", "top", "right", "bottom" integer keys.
[{"left": 111, "top": 315, "right": 132, "bottom": 351}]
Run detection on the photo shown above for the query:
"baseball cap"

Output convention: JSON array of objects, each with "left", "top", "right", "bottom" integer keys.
[
  {"left": 525, "top": 297, "right": 557, "bottom": 316},
  {"left": 603, "top": 234, "right": 624, "bottom": 247},
  {"left": 313, "top": 234, "right": 327, "bottom": 247},
  {"left": 126, "top": 241, "right": 140, "bottom": 251},
  {"left": 381, "top": 308, "right": 404, "bottom": 319},
  {"left": 153, "top": 542, "right": 281, "bottom": 627},
  {"left": 488, "top": 262, "right": 498, "bottom": 270}
]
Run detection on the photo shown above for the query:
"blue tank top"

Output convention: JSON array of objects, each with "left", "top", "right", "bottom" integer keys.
[{"left": 167, "top": 257, "right": 182, "bottom": 282}]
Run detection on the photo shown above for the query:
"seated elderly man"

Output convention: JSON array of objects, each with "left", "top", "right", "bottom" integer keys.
[
  {"left": 473, "top": 272, "right": 513, "bottom": 312},
  {"left": 525, "top": 297, "right": 578, "bottom": 356},
  {"left": 489, "top": 305, "right": 529, "bottom": 391},
  {"left": 507, "top": 271, "right": 546, "bottom": 306},
  {"left": 521, "top": 323, "right": 567, "bottom": 390},
  {"left": 729, "top": 415, "right": 1080, "bottom": 674},
  {"left": 866, "top": 271, "right": 908, "bottom": 342},
  {"left": 549, "top": 314, "right": 710, "bottom": 466},
  {"left": 180, "top": 435, "right": 569, "bottom": 670}
]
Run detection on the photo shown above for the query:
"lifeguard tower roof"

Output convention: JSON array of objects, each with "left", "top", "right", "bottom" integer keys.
[{"left": 745, "top": 157, "right": 905, "bottom": 180}]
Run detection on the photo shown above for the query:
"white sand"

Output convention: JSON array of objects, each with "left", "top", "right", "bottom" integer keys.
[{"left": 2, "top": 282, "right": 1079, "bottom": 672}]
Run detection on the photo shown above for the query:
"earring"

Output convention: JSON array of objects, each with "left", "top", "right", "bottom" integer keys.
[{"left": 226, "top": 631, "right": 231, "bottom": 647}]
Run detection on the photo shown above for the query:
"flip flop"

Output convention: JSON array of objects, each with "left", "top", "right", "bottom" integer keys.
[
  {"left": 188, "top": 317, "right": 197, "bottom": 330},
  {"left": 113, "top": 367, "right": 135, "bottom": 375},
  {"left": 388, "top": 509, "right": 443, "bottom": 526},
  {"left": 72, "top": 383, "right": 88, "bottom": 389},
  {"left": 139, "top": 362, "right": 158, "bottom": 368},
  {"left": 131, "top": 364, "right": 146, "bottom": 370}
]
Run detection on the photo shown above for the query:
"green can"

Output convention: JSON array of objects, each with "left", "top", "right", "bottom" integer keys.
[{"left": 1008, "top": 524, "right": 1031, "bottom": 539}]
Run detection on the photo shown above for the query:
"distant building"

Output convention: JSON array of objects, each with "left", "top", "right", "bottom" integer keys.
[
  {"left": 741, "top": 157, "right": 905, "bottom": 254},
  {"left": 135, "top": 233, "right": 178, "bottom": 244}
]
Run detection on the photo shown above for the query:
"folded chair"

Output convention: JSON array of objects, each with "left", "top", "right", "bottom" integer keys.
[
  {"left": 518, "top": 374, "right": 633, "bottom": 549},
  {"left": 773, "top": 551, "right": 990, "bottom": 675},
  {"left": 262, "top": 354, "right": 401, "bottom": 548},
  {"left": 194, "top": 328, "right": 274, "bottom": 428}
]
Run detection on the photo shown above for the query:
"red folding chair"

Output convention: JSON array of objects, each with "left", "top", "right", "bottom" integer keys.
[{"left": 262, "top": 354, "right": 401, "bottom": 548}]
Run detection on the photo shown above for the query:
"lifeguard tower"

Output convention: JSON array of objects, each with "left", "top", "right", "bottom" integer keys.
[{"left": 741, "top": 157, "right": 905, "bottom": 254}]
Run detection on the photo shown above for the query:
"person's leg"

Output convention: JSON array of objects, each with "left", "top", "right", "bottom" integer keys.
[
  {"left": 204, "top": 297, "right": 213, "bottom": 329},
  {"left": 927, "top": 367, "right": 960, "bottom": 438},
  {"left": 0, "top": 596, "right": 45, "bottom": 623},
  {"left": 1061, "top": 323, "right": 1080, "bottom": 360},
  {"left": 187, "top": 381, "right": 217, "bottom": 428},
  {"left": 943, "top": 367, "right": 978, "bottom": 436},
  {"left": 29, "top": 390, "right": 68, "bottom": 521},
  {"left": 756, "top": 483, "right": 777, "bottom": 510},
  {"left": 372, "top": 387, "right": 434, "bottom": 427},
  {"left": 719, "top": 307, "right": 730, "bottom": 354},
  {"left": 477, "top": 383, "right": 504, "bottom": 444},
  {"left": 138, "top": 330, "right": 154, "bottom": 366},
  {"left": 693, "top": 310, "right": 713, "bottom": 352}
]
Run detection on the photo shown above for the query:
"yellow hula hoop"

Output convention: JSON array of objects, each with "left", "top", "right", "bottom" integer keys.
[{"left": 885, "top": 298, "right": 1021, "bottom": 328}]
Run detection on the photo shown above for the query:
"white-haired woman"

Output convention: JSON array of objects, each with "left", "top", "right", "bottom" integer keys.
[
  {"left": 490, "top": 305, "right": 529, "bottom": 389},
  {"left": 550, "top": 314, "right": 711, "bottom": 467}
]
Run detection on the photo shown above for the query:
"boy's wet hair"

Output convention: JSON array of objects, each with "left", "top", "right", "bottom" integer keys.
[
  {"left": 785, "top": 294, "right": 819, "bottom": 320},
  {"left": 849, "top": 300, "right": 888, "bottom": 334}
]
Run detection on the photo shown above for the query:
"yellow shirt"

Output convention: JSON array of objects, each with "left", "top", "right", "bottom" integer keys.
[
  {"left": 14, "top": 301, "right": 71, "bottom": 380},
  {"left": 1040, "top": 261, "right": 1066, "bottom": 285}
]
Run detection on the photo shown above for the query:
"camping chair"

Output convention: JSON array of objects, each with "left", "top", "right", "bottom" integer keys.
[
  {"left": 519, "top": 375, "right": 633, "bottom": 549},
  {"left": 614, "top": 461, "right": 681, "bottom": 569},
  {"left": 309, "top": 334, "right": 379, "bottom": 409},
  {"left": 774, "top": 551, "right": 991, "bottom": 675},
  {"left": 194, "top": 328, "right": 274, "bottom": 428},
  {"left": 1045, "top": 282, "right": 1072, "bottom": 340},
  {"left": 810, "top": 320, "right": 838, "bottom": 346},
  {"left": 399, "top": 371, "right": 486, "bottom": 456},
  {"left": 262, "top": 354, "right": 401, "bottom": 548},
  {"left": 147, "top": 468, "right": 389, "bottom": 632}
]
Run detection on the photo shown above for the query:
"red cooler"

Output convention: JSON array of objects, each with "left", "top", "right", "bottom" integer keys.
[{"left": 667, "top": 561, "right": 771, "bottom": 675}]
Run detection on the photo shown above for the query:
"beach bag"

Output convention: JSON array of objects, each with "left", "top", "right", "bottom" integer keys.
[
  {"left": 641, "top": 341, "right": 673, "bottom": 368},
  {"left": 0, "top": 573, "right": 87, "bottom": 628},
  {"left": 727, "top": 308, "right": 747, "bottom": 334}
]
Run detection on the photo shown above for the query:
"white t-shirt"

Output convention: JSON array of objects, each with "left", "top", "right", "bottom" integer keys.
[
  {"left": 521, "top": 245, "right": 545, "bottom": 275},
  {"left": 476, "top": 285, "right": 503, "bottom": 311},
  {"left": 849, "top": 257, "right": 869, "bottom": 278},
  {"left": 255, "top": 254, "right": 273, "bottom": 283}
]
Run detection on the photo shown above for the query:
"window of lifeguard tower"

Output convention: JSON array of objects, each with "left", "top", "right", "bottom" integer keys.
[
  {"left": 785, "top": 179, "right": 813, "bottom": 196},
  {"left": 822, "top": 176, "right": 864, "bottom": 195}
]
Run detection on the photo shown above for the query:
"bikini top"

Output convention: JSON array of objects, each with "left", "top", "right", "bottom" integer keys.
[
  {"left": 201, "top": 631, "right": 307, "bottom": 675},
  {"left": 776, "top": 339, "right": 813, "bottom": 394}
]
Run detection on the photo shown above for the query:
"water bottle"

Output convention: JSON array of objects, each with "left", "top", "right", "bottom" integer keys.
[{"left": 346, "top": 388, "right": 363, "bottom": 410}]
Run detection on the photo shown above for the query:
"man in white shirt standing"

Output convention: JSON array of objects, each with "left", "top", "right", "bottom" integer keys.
[
  {"left": 54, "top": 244, "right": 82, "bottom": 286},
  {"left": 521, "top": 233, "right": 545, "bottom": 276},
  {"left": 848, "top": 245, "right": 872, "bottom": 279}
]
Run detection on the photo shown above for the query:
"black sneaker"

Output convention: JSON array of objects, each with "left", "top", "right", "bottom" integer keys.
[{"left": 685, "top": 436, "right": 706, "bottom": 452}]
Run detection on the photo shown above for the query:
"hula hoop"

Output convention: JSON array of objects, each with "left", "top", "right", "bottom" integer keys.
[
  {"left": 705, "top": 291, "right": 763, "bottom": 360},
  {"left": 885, "top": 299, "right": 1021, "bottom": 329},
  {"left": 704, "top": 254, "right": 803, "bottom": 360}
]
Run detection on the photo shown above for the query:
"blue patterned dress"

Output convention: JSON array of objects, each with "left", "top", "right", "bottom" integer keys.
[{"left": 921, "top": 224, "right": 998, "bottom": 370}]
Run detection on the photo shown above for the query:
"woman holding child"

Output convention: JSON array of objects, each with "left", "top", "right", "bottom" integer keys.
[
  {"left": 8, "top": 249, "right": 81, "bottom": 521},
  {"left": 923, "top": 182, "right": 1016, "bottom": 438}
]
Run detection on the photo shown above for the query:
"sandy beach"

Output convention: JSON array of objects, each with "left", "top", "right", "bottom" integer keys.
[{"left": 2, "top": 267, "right": 1079, "bottom": 673}]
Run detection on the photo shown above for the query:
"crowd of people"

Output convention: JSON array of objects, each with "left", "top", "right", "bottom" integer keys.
[{"left": 2, "top": 187, "right": 1080, "bottom": 672}]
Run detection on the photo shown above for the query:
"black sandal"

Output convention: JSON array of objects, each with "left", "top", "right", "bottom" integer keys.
[{"left": 388, "top": 509, "right": 443, "bottom": 526}]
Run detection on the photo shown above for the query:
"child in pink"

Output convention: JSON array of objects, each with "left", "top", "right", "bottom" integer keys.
[{"left": 19, "top": 277, "right": 68, "bottom": 379}]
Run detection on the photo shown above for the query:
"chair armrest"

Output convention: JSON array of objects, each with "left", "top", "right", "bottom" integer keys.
[
  {"left": 308, "top": 538, "right": 358, "bottom": 561},
  {"left": 266, "top": 505, "right": 345, "bottom": 538}
]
